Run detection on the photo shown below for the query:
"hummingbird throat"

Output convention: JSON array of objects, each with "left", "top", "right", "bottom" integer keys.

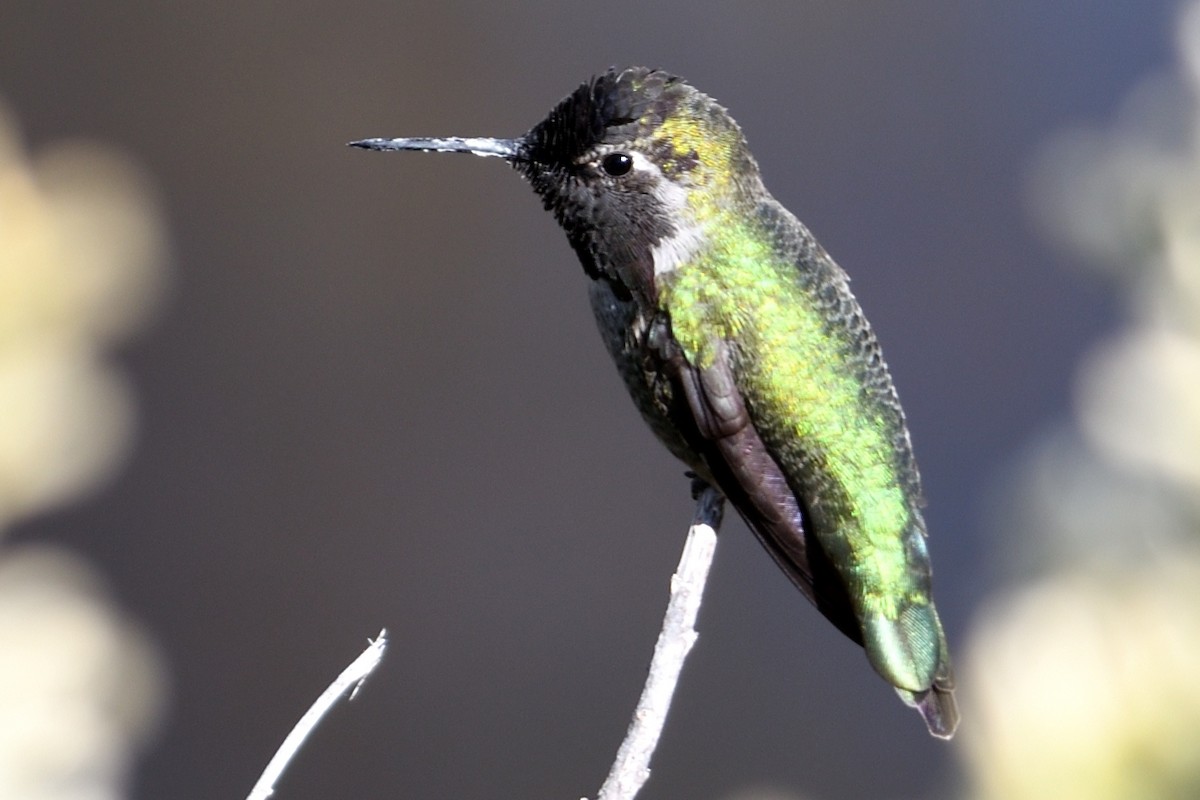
[{"left": 647, "top": 174, "right": 710, "bottom": 278}]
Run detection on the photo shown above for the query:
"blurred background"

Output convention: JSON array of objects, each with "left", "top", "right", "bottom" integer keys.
[{"left": 1, "top": 2, "right": 1198, "bottom": 799}]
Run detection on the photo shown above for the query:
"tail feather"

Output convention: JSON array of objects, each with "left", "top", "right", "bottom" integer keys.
[
  {"left": 898, "top": 676, "right": 958, "bottom": 739},
  {"left": 890, "top": 602, "right": 958, "bottom": 738},
  {"left": 897, "top": 626, "right": 958, "bottom": 738}
]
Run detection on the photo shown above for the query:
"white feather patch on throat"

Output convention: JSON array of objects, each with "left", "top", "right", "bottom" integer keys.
[
  {"left": 644, "top": 158, "right": 706, "bottom": 277},
  {"left": 651, "top": 220, "right": 707, "bottom": 277}
]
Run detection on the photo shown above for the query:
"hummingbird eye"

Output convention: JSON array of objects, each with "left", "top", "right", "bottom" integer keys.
[{"left": 600, "top": 152, "right": 633, "bottom": 177}]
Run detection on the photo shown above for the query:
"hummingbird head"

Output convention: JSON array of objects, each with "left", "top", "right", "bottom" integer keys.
[
  {"left": 351, "top": 68, "right": 763, "bottom": 289},
  {"left": 516, "top": 68, "right": 762, "bottom": 285}
]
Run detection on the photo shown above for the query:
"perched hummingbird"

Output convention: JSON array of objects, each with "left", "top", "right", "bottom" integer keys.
[{"left": 351, "top": 67, "right": 958, "bottom": 738}]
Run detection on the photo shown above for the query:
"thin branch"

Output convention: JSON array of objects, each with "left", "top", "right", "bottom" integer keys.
[
  {"left": 245, "top": 629, "right": 389, "bottom": 800},
  {"left": 592, "top": 485, "right": 725, "bottom": 800}
]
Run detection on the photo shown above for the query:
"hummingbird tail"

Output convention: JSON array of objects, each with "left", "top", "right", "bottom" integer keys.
[
  {"left": 897, "top": 622, "right": 958, "bottom": 738},
  {"left": 884, "top": 602, "right": 959, "bottom": 738},
  {"left": 897, "top": 675, "right": 958, "bottom": 739}
]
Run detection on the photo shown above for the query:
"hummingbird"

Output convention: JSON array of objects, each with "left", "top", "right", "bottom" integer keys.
[{"left": 350, "top": 67, "right": 958, "bottom": 738}]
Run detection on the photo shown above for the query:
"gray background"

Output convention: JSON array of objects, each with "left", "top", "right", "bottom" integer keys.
[{"left": 0, "top": 3, "right": 1172, "bottom": 799}]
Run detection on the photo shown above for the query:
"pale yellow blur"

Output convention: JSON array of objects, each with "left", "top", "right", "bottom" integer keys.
[
  {"left": 0, "top": 107, "right": 166, "bottom": 527},
  {"left": 0, "top": 548, "right": 165, "bottom": 800},
  {"left": 965, "top": 562, "right": 1200, "bottom": 800},
  {"left": 965, "top": 3, "right": 1200, "bottom": 798},
  {"left": 0, "top": 101, "right": 167, "bottom": 800}
]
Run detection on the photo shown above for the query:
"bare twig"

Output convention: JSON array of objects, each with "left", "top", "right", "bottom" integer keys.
[
  {"left": 245, "top": 629, "right": 388, "bottom": 800},
  {"left": 244, "top": 488, "right": 720, "bottom": 800},
  {"left": 592, "top": 485, "right": 725, "bottom": 800}
]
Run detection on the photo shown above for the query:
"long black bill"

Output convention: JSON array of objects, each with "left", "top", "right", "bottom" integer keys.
[{"left": 347, "top": 136, "right": 522, "bottom": 159}]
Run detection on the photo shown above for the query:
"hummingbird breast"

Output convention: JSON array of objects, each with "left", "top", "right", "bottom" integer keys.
[
  {"left": 587, "top": 261, "right": 866, "bottom": 643},
  {"left": 587, "top": 277, "right": 704, "bottom": 472}
]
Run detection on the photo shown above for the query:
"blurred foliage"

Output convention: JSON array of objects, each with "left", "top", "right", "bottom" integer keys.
[
  {"left": 962, "top": 3, "right": 1200, "bottom": 799},
  {"left": 0, "top": 100, "right": 167, "bottom": 799}
]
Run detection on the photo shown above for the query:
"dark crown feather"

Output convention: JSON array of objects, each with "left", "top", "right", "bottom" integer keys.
[{"left": 522, "top": 67, "right": 684, "bottom": 165}]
